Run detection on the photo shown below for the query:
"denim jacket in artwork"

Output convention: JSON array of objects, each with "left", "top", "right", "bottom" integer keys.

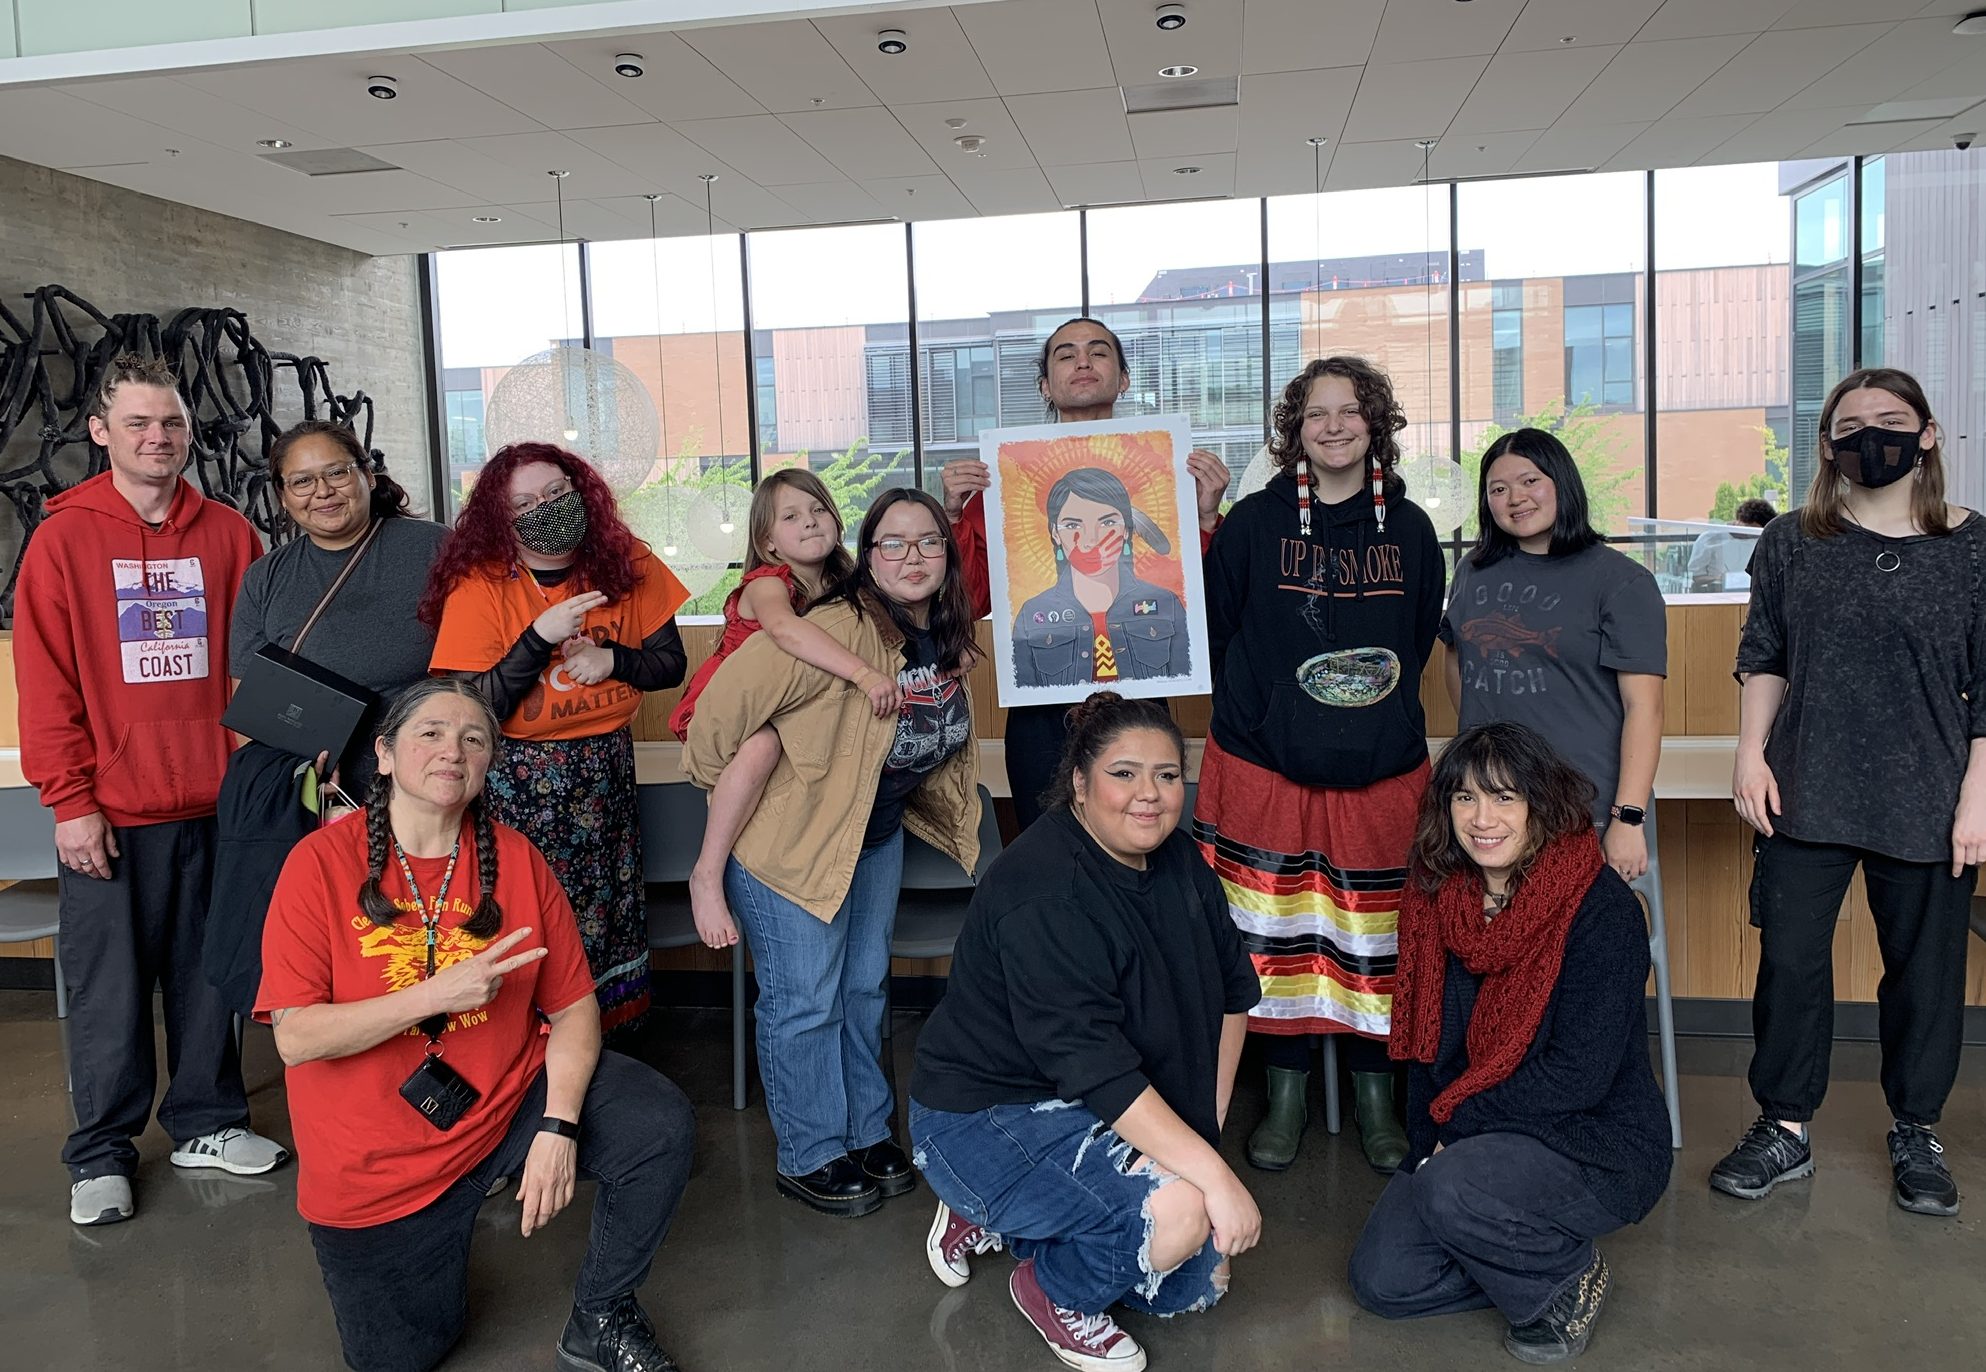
[{"left": 1011, "top": 573, "right": 1190, "bottom": 686}]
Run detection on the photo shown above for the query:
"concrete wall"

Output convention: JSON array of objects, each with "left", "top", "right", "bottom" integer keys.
[{"left": 0, "top": 153, "right": 432, "bottom": 566}]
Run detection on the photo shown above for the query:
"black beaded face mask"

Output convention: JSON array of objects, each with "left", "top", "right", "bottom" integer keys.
[
  {"left": 1828, "top": 426, "right": 1924, "bottom": 489},
  {"left": 513, "top": 489, "right": 588, "bottom": 555}
]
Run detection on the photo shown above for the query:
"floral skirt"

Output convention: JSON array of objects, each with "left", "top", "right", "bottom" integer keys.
[
  {"left": 1193, "top": 734, "right": 1428, "bottom": 1040},
  {"left": 485, "top": 725, "right": 649, "bottom": 1034}
]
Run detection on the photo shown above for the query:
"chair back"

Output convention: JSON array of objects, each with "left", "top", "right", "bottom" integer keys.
[
  {"left": 901, "top": 784, "right": 1002, "bottom": 890},
  {"left": 0, "top": 788, "right": 58, "bottom": 882},
  {"left": 636, "top": 783, "right": 710, "bottom": 885}
]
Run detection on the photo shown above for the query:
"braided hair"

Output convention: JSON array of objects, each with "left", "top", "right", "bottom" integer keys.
[{"left": 356, "top": 678, "right": 504, "bottom": 939}]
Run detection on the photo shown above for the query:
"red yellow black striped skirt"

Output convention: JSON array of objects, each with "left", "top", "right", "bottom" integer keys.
[{"left": 1194, "top": 735, "right": 1429, "bottom": 1040}]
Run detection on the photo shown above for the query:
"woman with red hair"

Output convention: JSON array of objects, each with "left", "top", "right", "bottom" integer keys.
[{"left": 422, "top": 444, "right": 690, "bottom": 1034}]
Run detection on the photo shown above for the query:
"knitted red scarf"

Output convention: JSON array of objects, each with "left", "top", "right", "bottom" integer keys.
[{"left": 1389, "top": 827, "right": 1604, "bottom": 1123}]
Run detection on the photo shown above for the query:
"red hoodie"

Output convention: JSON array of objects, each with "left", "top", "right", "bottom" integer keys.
[{"left": 15, "top": 473, "right": 261, "bottom": 825}]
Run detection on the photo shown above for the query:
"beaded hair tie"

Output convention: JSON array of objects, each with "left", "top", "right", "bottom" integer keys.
[
  {"left": 1371, "top": 453, "right": 1388, "bottom": 533},
  {"left": 1295, "top": 457, "right": 1312, "bottom": 536}
]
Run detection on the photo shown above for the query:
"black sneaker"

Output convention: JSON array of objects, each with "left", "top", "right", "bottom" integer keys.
[
  {"left": 1709, "top": 1116, "right": 1813, "bottom": 1200},
  {"left": 1503, "top": 1250, "right": 1610, "bottom": 1364},
  {"left": 1888, "top": 1122, "right": 1960, "bottom": 1217},
  {"left": 556, "top": 1296, "right": 681, "bottom": 1372}
]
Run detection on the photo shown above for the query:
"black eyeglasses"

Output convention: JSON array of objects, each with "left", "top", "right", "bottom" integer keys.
[{"left": 874, "top": 535, "right": 948, "bottom": 561}]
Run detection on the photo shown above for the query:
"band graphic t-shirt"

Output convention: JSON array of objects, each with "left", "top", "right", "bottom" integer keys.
[{"left": 863, "top": 626, "right": 971, "bottom": 848}]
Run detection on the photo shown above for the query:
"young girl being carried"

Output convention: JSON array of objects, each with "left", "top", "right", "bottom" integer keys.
[{"left": 668, "top": 470, "right": 902, "bottom": 947}]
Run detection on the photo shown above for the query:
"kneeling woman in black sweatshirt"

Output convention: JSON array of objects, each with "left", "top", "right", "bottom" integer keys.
[
  {"left": 1349, "top": 722, "right": 1671, "bottom": 1365},
  {"left": 910, "top": 693, "right": 1262, "bottom": 1372}
]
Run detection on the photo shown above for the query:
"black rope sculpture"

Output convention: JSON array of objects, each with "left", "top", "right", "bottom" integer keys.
[{"left": 0, "top": 284, "right": 379, "bottom": 623}]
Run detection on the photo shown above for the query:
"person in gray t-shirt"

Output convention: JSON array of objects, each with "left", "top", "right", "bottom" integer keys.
[
  {"left": 229, "top": 422, "right": 448, "bottom": 787},
  {"left": 1440, "top": 429, "right": 1666, "bottom": 881}
]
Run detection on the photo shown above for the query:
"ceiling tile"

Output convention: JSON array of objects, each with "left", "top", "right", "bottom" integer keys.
[
  {"left": 947, "top": 163, "right": 1063, "bottom": 216},
  {"left": 767, "top": 180, "right": 890, "bottom": 224},
  {"left": 1006, "top": 88, "right": 1138, "bottom": 167},
  {"left": 586, "top": 192, "right": 739, "bottom": 237},
  {"left": 178, "top": 57, "right": 543, "bottom": 146},
  {"left": 1322, "top": 137, "right": 1444, "bottom": 191},
  {"left": 417, "top": 44, "right": 651, "bottom": 132},
  {"left": 780, "top": 106, "right": 939, "bottom": 181},
  {"left": 1603, "top": 114, "right": 1761, "bottom": 169},
  {"left": 1367, "top": 0, "right": 1526, "bottom": 64},
  {"left": 455, "top": 130, "right": 649, "bottom": 198},
  {"left": 811, "top": 10, "right": 997, "bottom": 106},
  {"left": 953, "top": 0, "right": 1115, "bottom": 97},
  {"left": 679, "top": 20, "right": 878, "bottom": 115},
  {"left": 563, "top": 123, "right": 740, "bottom": 199},
  {"left": 1137, "top": 152, "right": 1237, "bottom": 199},
  {"left": 862, "top": 174, "right": 975, "bottom": 219},
  {"left": 1449, "top": 45, "right": 1621, "bottom": 136},
  {"left": 1637, "top": 0, "right": 1797, "bottom": 41},
  {"left": 1513, "top": 122, "right": 1654, "bottom": 173},
  {"left": 1095, "top": 0, "right": 1245, "bottom": 87},
  {"left": 65, "top": 77, "right": 324, "bottom": 157},
  {"left": 1502, "top": 0, "right": 1666, "bottom": 52},
  {"left": 1234, "top": 68, "right": 1360, "bottom": 197},
  {"left": 1770, "top": 0, "right": 1897, "bottom": 28},
  {"left": 0, "top": 88, "right": 191, "bottom": 168},
  {"left": 672, "top": 114, "right": 842, "bottom": 186},
  {"left": 1043, "top": 159, "right": 1148, "bottom": 207},
  {"left": 1779, "top": 17, "right": 1978, "bottom": 111},
  {"left": 1342, "top": 56, "right": 1493, "bottom": 142},
  {"left": 1127, "top": 107, "right": 1239, "bottom": 158},
  {"left": 354, "top": 137, "right": 553, "bottom": 204},
  {"left": 540, "top": 34, "right": 764, "bottom": 122},
  {"left": 1695, "top": 104, "right": 1865, "bottom": 162},
  {"left": 1427, "top": 130, "right": 1545, "bottom": 180},
  {"left": 892, "top": 97, "right": 1038, "bottom": 171},
  {"left": 1670, "top": 24, "right": 1889, "bottom": 117},
  {"left": 1804, "top": 116, "right": 1948, "bottom": 157},
  {"left": 1561, "top": 35, "right": 1751, "bottom": 124},
  {"left": 1241, "top": 0, "right": 1386, "bottom": 74}
]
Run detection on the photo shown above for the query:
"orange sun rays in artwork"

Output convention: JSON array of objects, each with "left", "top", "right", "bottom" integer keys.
[{"left": 996, "top": 428, "right": 1189, "bottom": 606}]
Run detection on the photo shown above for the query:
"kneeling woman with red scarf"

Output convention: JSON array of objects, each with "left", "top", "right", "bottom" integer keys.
[{"left": 1348, "top": 722, "right": 1671, "bottom": 1365}]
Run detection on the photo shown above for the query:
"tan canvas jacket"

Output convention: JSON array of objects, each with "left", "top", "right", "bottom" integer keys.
[{"left": 683, "top": 591, "right": 981, "bottom": 921}]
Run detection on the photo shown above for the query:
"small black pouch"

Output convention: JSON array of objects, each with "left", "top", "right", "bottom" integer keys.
[{"left": 400, "top": 1044, "right": 481, "bottom": 1132}]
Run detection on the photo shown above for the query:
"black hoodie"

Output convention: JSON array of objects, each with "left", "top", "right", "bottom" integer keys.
[{"left": 1203, "top": 471, "right": 1444, "bottom": 788}]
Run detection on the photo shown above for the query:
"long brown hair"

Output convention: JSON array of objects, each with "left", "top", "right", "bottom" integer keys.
[
  {"left": 1409, "top": 723, "right": 1595, "bottom": 896},
  {"left": 744, "top": 467, "right": 856, "bottom": 592},
  {"left": 1801, "top": 367, "right": 1951, "bottom": 539},
  {"left": 1269, "top": 355, "right": 1407, "bottom": 478},
  {"left": 813, "top": 487, "right": 980, "bottom": 673}
]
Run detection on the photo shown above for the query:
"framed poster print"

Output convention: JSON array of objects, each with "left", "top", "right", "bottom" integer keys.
[{"left": 981, "top": 414, "right": 1212, "bottom": 707}]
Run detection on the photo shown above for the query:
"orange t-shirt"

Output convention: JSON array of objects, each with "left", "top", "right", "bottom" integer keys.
[
  {"left": 255, "top": 813, "right": 597, "bottom": 1228},
  {"left": 428, "top": 544, "right": 690, "bottom": 741}
]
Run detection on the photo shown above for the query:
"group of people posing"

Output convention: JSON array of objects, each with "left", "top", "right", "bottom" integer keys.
[{"left": 14, "top": 325, "right": 1979, "bottom": 1372}]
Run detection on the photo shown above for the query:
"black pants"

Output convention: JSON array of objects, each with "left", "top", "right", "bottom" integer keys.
[
  {"left": 1747, "top": 833, "right": 1976, "bottom": 1125},
  {"left": 1005, "top": 704, "right": 1070, "bottom": 832},
  {"left": 1263, "top": 1031, "right": 1392, "bottom": 1074},
  {"left": 308, "top": 1052, "right": 695, "bottom": 1372},
  {"left": 58, "top": 816, "right": 247, "bottom": 1181},
  {"left": 1348, "top": 1132, "right": 1622, "bottom": 1325}
]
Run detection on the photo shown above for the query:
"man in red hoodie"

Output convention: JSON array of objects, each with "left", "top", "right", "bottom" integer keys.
[{"left": 15, "top": 354, "right": 289, "bottom": 1227}]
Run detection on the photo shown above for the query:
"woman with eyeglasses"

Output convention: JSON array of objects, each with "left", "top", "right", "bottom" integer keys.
[
  {"left": 422, "top": 443, "right": 691, "bottom": 1036},
  {"left": 685, "top": 488, "right": 982, "bottom": 1219}
]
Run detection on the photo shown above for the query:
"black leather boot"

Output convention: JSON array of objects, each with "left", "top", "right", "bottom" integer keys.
[
  {"left": 775, "top": 1155, "right": 882, "bottom": 1216},
  {"left": 556, "top": 1296, "right": 681, "bottom": 1372},
  {"left": 852, "top": 1140, "right": 918, "bottom": 1197}
]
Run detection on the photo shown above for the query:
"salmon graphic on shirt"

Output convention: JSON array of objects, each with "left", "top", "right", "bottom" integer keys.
[{"left": 1458, "top": 610, "right": 1563, "bottom": 661}]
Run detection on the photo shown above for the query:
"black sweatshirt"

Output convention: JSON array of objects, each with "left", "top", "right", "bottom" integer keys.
[
  {"left": 1404, "top": 869, "right": 1673, "bottom": 1225},
  {"left": 910, "top": 809, "right": 1261, "bottom": 1144},
  {"left": 1203, "top": 472, "right": 1445, "bottom": 788}
]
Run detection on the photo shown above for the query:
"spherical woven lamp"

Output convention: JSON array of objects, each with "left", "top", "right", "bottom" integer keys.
[{"left": 482, "top": 345, "right": 661, "bottom": 497}]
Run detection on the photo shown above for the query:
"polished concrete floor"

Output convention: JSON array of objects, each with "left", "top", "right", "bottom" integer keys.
[{"left": 1, "top": 990, "right": 1981, "bottom": 1372}]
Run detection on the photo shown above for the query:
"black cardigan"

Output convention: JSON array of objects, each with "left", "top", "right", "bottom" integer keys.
[{"left": 1404, "top": 868, "right": 1673, "bottom": 1224}]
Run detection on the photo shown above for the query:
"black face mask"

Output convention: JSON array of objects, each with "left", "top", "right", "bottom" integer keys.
[
  {"left": 1829, "top": 426, "right": 1924, "bottom": 489},
  {"left": 513, "top": 489, "right": 588, "bottom": 555}
]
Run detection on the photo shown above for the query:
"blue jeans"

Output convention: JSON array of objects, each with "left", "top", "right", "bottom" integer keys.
[
  {"left": 727, "top": 830, "right": 903, "bottom": 1177},
  {"left": 910, "top": 1098, "right": 1225, "bottom": 1318}
]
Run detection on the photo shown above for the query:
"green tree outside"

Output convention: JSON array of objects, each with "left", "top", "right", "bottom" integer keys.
[
  {"left": 1708, "top": 426, "right": 1789, "bottom": 523},
  {"left": 1454, "top": 398, "right": 1641, "bottom": 541}
]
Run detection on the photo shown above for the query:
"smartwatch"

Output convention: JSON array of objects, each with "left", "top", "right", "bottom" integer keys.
[
  {"left": 1609, "top": 804, "right": 1646, "bottom": 827},
  {"left": 539, "top": 1115, "right": 580, "bottom": 1139}
]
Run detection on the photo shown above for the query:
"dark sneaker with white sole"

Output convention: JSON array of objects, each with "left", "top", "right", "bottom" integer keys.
[
  {"left": 1709, "top": 1116, "right": 1813, "bottom": 1200},
  {"left": 1888, "top": 1122, "right": 1959, "bottom": 1217},
  {"left": 1504, "top": 1250, "right": 1610, "bottom": 1364}
]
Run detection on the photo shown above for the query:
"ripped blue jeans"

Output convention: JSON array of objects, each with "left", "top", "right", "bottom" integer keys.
[{"left": 909, "top": 1098, "right": 1225, "bottom": 1318}]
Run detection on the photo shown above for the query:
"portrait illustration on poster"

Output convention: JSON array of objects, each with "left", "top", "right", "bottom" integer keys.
[{"left": 981, "top": 414, "right": 1211, "bottom": 707}]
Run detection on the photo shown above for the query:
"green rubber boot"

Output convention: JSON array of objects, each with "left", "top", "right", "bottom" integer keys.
[
  {"left": 1247, "top": 1067, "right": 1308, "bottom": 1171},
  {"left": 1354, "top": 1071, "right": 1409, "bottom": 1174}
]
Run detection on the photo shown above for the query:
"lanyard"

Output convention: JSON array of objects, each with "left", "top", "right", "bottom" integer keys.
[{"left": 394, "top": 835, "right": 461, "bottom": 1049}]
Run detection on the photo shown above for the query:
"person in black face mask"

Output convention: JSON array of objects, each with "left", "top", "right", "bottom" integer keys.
[
  {"left": 1714, "top": 367, "right": 1986, "bottom": 1220},
  {"left": 421, "top": 443, "right": 692, "bottom": 1037}
]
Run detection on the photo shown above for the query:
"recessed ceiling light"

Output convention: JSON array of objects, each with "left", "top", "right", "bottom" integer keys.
[
  {"left": 256, "top": 138, "right": 292, "bottom": 149},
  {"left": 472, "top": 215, "right": 501, "bottom": 223},
  {"left": 877, "top": 29, "right": 908, "bottom": 55},
  {"left": 944, "top": 117, "right": 969, "bottom": 129},
  {"left": 1174, "top": 165, "right": 1201, "bottom": 174},
  {"left": 1159, "top": 64, "right": 1199, "bottom": 78},
  {"left": 365, "top": 76, "right": 397, "bottom": 100},
  {"left": 1559, "top": 35, "right": 1577, "bottom": 44}
]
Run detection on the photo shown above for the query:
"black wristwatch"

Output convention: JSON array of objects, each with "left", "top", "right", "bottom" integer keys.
[
  {"left": 1609, "top": 804, "right": 1646, "bottom": 827},
  {"left": 539, "top": 1115, "right": 580, "bottom": 1139}
]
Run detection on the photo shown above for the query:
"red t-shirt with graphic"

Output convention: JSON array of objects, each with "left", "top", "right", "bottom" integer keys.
[{"left": 255, "top": 812, "right": 597, "bottom": 1228}]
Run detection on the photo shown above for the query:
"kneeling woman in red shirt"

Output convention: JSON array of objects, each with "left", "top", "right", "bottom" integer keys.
[{"left": 257, "top": 678, "right": 695, "bottom": 1372}]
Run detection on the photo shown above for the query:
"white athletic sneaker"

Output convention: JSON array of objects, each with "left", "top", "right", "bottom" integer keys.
[
  {"left": 170, "top": 1127, "right": 291, "bottom": 1176},
  {"left": 70, "top": 1175, "right": 135, "bottom": 1226}
]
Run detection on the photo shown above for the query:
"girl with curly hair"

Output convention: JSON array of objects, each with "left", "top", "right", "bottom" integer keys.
[
  {"left": 1196, "top": 356, "right": 1446, "bottom": 1176},
  {"left": 422, "top": 443, "right": 690, "bottom": 1034}
]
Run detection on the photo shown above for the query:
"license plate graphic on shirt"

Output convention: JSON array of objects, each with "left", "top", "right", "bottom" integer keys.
[{"left": 112, "top": 557, "right": 211, "bottom": 683}]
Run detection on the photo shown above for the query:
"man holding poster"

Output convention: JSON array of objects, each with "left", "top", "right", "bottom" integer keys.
[{"left": 942, "top": 317, "right": 1228, "bottom": 826}]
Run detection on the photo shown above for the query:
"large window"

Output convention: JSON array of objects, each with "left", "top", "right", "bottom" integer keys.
[
  {"left": 1458, "top": 174, "right": 1647, "bottom": 541},
  {"left": 1788, "top": 168, "right": 1853, "bottom": 498},
  {"left": 909, "top": 213, "right": 1082, "bottom": 499},
  {"left": 748, "top": 224, "right": 912, "bottom": 533},
  {"left": 432, "top": 244, "right": 583, "bottom": 516}
]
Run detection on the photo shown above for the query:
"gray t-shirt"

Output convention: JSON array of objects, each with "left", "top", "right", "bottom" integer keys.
[
  {"left": 1735, "top": 513, "right": 1986, "bottom": 862},
  {"left": 229, "top": 517, "right": 450, "bottom": 783},
  {"left": 1441, "top": 542, "right": 1668, "bottom": 826}
]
